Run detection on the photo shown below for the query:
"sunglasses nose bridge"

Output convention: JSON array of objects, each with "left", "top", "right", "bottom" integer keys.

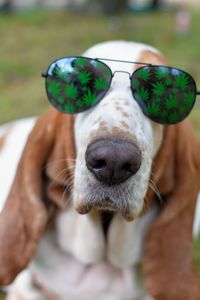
[{"left": 112, "top": 70, "right": 131, "bottom": 79}]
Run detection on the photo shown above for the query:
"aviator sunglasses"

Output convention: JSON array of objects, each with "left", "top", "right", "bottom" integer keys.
[{"left": 42, "top": 56, "right": 200, "bottom": 125}]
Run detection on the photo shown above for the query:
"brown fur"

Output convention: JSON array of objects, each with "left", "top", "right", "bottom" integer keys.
[
  {"left": 0, "top": 134, "right": 6, "bottom": 151},
  {"left": 0, "top": 50, "right": 200, "bottom": 300},
  {"left": 0, "top": 108, "right": 75, "bottom": 285},
  {"left": 135, "top": 49, "right": 169, "bottom": 69},
  {"left": 144, "top": 122, "right": 200, "bottom": 300},
  {"left": 139, "top": 50, "right": 200, "bottom": 299}
]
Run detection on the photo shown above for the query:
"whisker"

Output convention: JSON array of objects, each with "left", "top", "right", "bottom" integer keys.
[
  {"left": 54, "top": 169, "right": 71, "bottom": 182},
  {"left": 43, "top": 158, "right": 76, "bottom": 172},
  {"left": 48, "top": 163, "right": 75, "bottom": 183},
  {"left": 148, "top": 179, "right": 164, "bottom": 205},
  {"left": 66, "top": 176, "right": 75, "bottom": 189},
  {"left": 61, "top": 174, "right": 75, "bottom": 203},
  {"left": 60, "top": 185, "right": 71, "bottom": 205},
  {"left": 149, "top": 170, "right": 158, "bottom": 182}
]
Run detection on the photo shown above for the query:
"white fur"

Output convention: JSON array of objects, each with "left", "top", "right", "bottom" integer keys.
[
  {"left": 0, "top": 118, "right": 36, "bottom": 212},
  {"left": 2, "top": 41, "right": 199, "bottom": 300},
  {"left": 73, "top": 41, "right": 161, "bottom": 223},
  {"left": 193, "top": 193, "right": 200, "bottom": 237},
  {"left": 18, "top": 204, "right": 157, "bottom": 300},
  {"left": 29, "top": 41, "right": 160, "bottom": 300}
]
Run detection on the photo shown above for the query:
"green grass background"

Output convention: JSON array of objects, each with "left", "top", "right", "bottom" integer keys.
[
  {"left": 1, "top": 9, "right": 200, "bottom": 126},
  {"left": 0, "top": 7, "right": 200, "bottom": 284}
]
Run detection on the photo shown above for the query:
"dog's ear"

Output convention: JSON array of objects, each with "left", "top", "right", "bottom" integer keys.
[
  {"left": 0, "top": 108, "right": 75, "bottom": 285},
  {"left": 144, "top": 121, "right": 200, "bottom": 300}
]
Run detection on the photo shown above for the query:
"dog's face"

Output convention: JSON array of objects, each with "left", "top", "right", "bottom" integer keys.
[
  {"left": 1, "top": 41, "right": 200, "bottom": 293},
  {"left": 73, "top": 41, "right": 164, "bottom": 221}
]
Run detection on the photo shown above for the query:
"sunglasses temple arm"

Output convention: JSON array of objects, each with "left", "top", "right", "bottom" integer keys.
[
  {"left": 41, "top": 73, "right": 47, "bottom": 78},
  {"left": 196, "top": 91, "right": 200, "bottom": 95}
]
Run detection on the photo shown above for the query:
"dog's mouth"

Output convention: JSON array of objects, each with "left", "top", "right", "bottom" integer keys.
[
  {"left": 75, "top": 198, "right": 117, "bottom": 214},
  {"left": 75, "top": 196, "right": 135, "bottom": 222}
]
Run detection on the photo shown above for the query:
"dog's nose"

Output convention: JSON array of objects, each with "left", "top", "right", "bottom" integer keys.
[{"left": 85, "top": 138, "right": 141, "bottom": 185}]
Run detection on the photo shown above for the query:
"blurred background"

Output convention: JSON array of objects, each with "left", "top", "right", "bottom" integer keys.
[
  {"left": 0, "top": 0, "right": 200, "bottom": 127},
  {"left": 0, "top": 0, "right": 199, "bottom": 287}
]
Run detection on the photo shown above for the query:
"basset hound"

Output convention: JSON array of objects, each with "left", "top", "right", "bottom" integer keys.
[{"left": 0, "top": 41, "right": 200, "bottom": 300}]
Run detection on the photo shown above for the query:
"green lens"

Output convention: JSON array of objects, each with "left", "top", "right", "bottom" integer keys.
[
  {"left": 45, "top": 57, "right": 112, "bottom": 114},
  {"left": 131, "top": 66, "right": 196, "bottom": 124}
]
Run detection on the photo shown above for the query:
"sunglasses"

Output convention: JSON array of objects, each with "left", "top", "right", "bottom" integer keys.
[{"left": 42, "top": 56, "right": 200, "bottom": 125}]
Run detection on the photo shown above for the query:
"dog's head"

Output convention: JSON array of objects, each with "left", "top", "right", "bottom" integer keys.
[
  {"left": 73, "top": 41, "right": 165, "bottom": 220},
  {"left": 1, "top": 42, "right": 200, "bottom": 299}
]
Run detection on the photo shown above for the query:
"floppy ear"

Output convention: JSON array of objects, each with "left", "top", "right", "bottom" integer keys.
[
  {"left": 144, "top": 121, "right": 200, "bottom": 300},
  {"left": 0, "top": 108, "right": 75, "bottom": 285}
]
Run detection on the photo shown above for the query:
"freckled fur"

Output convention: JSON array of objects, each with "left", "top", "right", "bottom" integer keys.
[
  {"left": 2, "top": 41, "right": 200, "bottom": 300},
  {"left": 120, "top": 121, "right": 129, "bottom": 130},
  {"left": 72, "top": 42, "right": 163, "bottom": 276}
]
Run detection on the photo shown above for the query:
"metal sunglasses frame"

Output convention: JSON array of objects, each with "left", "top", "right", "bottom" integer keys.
[{"left": 42, "top": 56, "right": 200, "bottom": 96}]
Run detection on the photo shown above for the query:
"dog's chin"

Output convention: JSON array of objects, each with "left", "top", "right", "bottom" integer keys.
[{"left": 74, "top": 198, "right": 139, "bottom": 222}]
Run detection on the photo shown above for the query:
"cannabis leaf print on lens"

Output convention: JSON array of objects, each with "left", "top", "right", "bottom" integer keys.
[
  {"left": 174, "top": 74, "right": 189, "bottom": 89},
  {"left": 65, "top": 84, "right": 79, "bottom": 100},
  {"left": 54, "top": 65, "right": 67, "bottom": 81},
  {"left": 152, "top": 82, "right": 165, "bottom": 96},
  {"left": 136, "top": 67, "right": 150, "bottom": 81},
  {"left": 155, "top": 67, "right": 169, "bottom": 80},
  {"left": 74, "top": 57, "right": 88, "bottom": 68},
  {"left": 47, "top": 80, "right": 61, "bottom": 98},
  {"left": 132, "top": 66, "right": 196, "bottom": 124},
  {"left": 82, "top": 89, "right": 97, "bottom": 106},
  {"left": 147, "top": 102, "right": 160, "bottom": 116},
  {"left": 184, "top": 92, "right": 195, "bottom": 107},
  {"left": 165, "top": 94, "right": 179, "bottom": 110},
  {"left": 94, "top": 77, "right": 110, "bottom": 90},
  {"left": 77, "top": 71, "right": 91, "bottom": 85},
  {"left": 64, "top": 102, "right": 75, "bottom": 113},
  {"left": 135, "top": 86, "right": 149, "bottom": 101},
  {"left": 46, "top": 59, "right": 196, "bottom": 122},
  {"left": 46, "top": 57, "right": 112, "bottom": 114}
]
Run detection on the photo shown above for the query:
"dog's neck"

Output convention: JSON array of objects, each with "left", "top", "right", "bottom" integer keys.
[
  {"left": 30, "top": 203, "right": 158, "bottom": 299},
  {"left": 56, "top": 203, "right": 158, "bottom": 267}
]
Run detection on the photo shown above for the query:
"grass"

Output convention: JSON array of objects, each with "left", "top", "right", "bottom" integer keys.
[
  {"left": 0, "top": 7, "right": 200, "bottom": 284},
  {"left": 0, "top": 8, "right": 200, "bottom": 126}
]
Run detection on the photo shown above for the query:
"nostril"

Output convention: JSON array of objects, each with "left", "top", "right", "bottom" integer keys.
[
  {"left": 122, "top": 160, "right": 141, "bottom": 174},
  {"left": 122, "top": 162, "right": 132, "bottom": 172},
  {"left": 93, "top": 159, "right": 107, "bottom": 170}
]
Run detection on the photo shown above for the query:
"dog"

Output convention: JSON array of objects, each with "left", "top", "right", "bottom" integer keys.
[{"left": 0, "top": 41, "right": 200, "bottom": 300}]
